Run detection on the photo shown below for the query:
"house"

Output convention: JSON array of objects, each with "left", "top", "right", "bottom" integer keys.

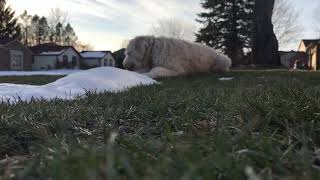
[
  {"left": 298, "top": 39, "right": 320, "bottom": 70},
  {"left": 279, "top": 51, "right": 308, "bottom": 70},
  {"left": 80, "top": 51, "right": 115, "bottom": 69},
  {"left": 30, "top": 43, "right": 81, "bottom": 70},
  {"left": 0, "top": 38, "right": 33, "bottom": 71}
]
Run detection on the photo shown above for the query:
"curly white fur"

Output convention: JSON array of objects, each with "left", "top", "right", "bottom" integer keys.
[{"left": 123, "top": 36, "right": 232, "bottom": 78}]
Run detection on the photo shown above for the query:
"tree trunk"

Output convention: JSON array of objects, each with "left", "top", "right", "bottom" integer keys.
[{"left": 252, "top": 0, "right": 280, "bottom": 66}]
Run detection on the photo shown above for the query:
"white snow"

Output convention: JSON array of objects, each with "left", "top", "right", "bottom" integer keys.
[
  {"left": 40, "top": 50, "right": 65, "bottom": 55},
  {"left": 81, "top": 51, "right": 108, "bottom": 59},
  {"left": 219, "top": 77, "right": 234, "bottom": 81},
  {"left": 0, "top": 67, "right": 157, "bottom": 103},
  {"left": 0, "top": 69, "right": 81, "bottom": 77}
]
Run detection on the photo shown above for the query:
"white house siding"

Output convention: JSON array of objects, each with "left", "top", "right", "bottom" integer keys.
[
  {"left": 32, "top": 48, "right": 80, "bottom": 70},
  {"left": 82, "top": 55, "right": 115, "bottom": 68},
  {"left": 82, "top": 59, "right": 101, "bottom": 67},
  {"left": 104, "top": 54, "right": 116, "bottom": 67},
  {"left": 32, "top": 56, "right": 57, "bottom": 70},
  {"left": 57, "top": 48, "right": 80, "bottom": 68},
  {"left": 80, "top": 52, "right": 116, "bottom": 68}
]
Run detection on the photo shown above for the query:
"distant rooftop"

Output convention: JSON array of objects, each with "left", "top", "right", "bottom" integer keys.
[
  {"left": 301, "top": 39, "right": 320, "bottom": 47},
  {"left": 29, "top": 43, "right": 75, "bottom": 55},
  {"left": 81, "top": 51, "right": 111, "bottom": 59},
  {"left": 0, "top": 38, "right": 15, "bottom": 45}
]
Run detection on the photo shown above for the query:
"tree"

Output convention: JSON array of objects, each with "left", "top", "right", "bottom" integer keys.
[
  {"left": 55, "top": 22, "right": 63, "bottom": 45},
  {"left": 113, "top": 48, "right": 126, "bottom": 69},
  {"left": 38, "top": 17, "right": 49, "bottom": 44},
  {"left": 0, "top": 0, "right": 21, "bottom": 39},
  {"left": 272, "top": 0, "right": 302, "bottom": 49},
  {"left": 30, "top": 15, "right": 49, "bottom": 45},
  {"left": 19, "top": 10, "right": 32, "bottom": 45},
  {"left": 74, "top": 41, "right": 94, "bottom": 52},
  {"left": 30, "top": 15, "right": 41, "bottom": 45},
  {"left": 150, "top": 18, "right": 197, "bottom": 42},
  {"left": 17, "top": 7, "right": 90, "bottom": 49},
  {"left": 48, "top": 8, "right": 69, "bottom": 30},
  {"left": 196, "top": 0, "right": 254, "bottom": 65},
  {"left": 47, "top": 8, "right": 68, "bottom": 44},
  {"left": 252, "top": 0, "right": 280, "bottom": 65},
  {"left": 63, "top": 23, "right": 77, "bottom": 46}
]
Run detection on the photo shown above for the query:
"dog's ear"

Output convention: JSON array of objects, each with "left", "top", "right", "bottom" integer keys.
[
  {"left": 141, "top": 37, "right": 155, "bottom": 69},
  {"left": 139, "top": 37, "right": 151, "bottom": 50}
]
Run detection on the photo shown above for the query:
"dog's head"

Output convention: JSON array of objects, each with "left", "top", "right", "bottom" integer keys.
[
  {"left": 123, "top": 36, "right": 154, "bottom": 72},
  {"left": 212, "top": 53, "right": 232, "bottom": 72}
]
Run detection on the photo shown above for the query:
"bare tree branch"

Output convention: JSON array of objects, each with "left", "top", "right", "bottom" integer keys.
[
  {"left": 47, "top": 8, "right": 69, "bottom": 30},
  {"left": 150, "top": 18, "right": 197, "bottom": 42},
  {"left": 74, "top": 41, "right": 94, "bottom": 52},
  {"left": 272, "top": 0, "right": 302, "bottom": 49}
]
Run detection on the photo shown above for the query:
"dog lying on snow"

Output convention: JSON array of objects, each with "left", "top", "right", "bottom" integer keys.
[{"left": 123, "top": 36, "right": 232, "bottom": 78}]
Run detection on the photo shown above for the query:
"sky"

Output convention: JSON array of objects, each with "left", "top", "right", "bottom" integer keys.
[{"left": 7, "top": 0, "right": 319, "bottom": 52}]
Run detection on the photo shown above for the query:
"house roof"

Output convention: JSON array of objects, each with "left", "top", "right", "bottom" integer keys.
[
  {"left": 29, "top": 43, "right": 79, "bottom": 56},
  {"left": 280, "top": 51, "right": 308, "bottom": 63},
  {"left": 279, "top": 51, "right": 307, "bottom": 56},
  {"left": 0, "top": 38, "right": 34, "bottom": 55},
  {"left": 81, "top": 51, "right": 112, "bottom": 59},
  {"left": 0, "top": 38, "right": 16, "bottom": 45},
  {"left": 301, "top": 39, "right": 320, "bottom": 47}
]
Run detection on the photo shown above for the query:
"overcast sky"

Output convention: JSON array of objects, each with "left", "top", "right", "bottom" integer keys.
[{"left": 8, "top": 0, "right": 319, "bottom": 51}]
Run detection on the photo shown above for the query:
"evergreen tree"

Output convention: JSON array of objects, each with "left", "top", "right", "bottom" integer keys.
[
  {"left": 0, "top": 0, "right": 21, "bottom": 39},
  {"left": 63, "top": 23, "right": 77, "bottom": 46},
  {"left": 38, "top": 16, "right": 49, "bottom": 43},
  {"left": 196, "top": 0, "right": 254, "bottom": 65},
  {"left": 19, "top": 10, "right": 32, "bottom": 45},
  {"left": 55, "top": 22, "right": 63, "bottom": 45},
  {"left": 17, "top": 8, "right": 89, "bottom": 49},
  {"left": 31, "top": 15, "right": 40, "bottom": 45}
]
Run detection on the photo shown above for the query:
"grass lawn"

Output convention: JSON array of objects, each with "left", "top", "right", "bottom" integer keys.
[
  {"left": 0, "top": 76, "right": 64, "bottom": 85},
  {"left": 1, "top": 71, "right": 320, "bottom": 179}
]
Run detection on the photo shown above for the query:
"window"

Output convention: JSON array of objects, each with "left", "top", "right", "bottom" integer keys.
[
  {"left": 10, "top": 50, "right": 23, "bottom": 70},
  {"left": 63, "top": 55, "right": 68, "bottom": 66},
  {"left": 108, "top": 59, "right": 114, "bottom": 66},
  {"left": 71, "top": 56, "right": 77, "bottom": 68},
  {"left": 104, "top": 59, "right": 109, "bottom": 66},
  {"left": 104, "top": 58, "right": 114, "bottom": 67}
]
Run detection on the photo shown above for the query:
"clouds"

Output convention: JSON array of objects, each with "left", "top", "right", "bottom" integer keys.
[
  {"left": 8, "top": 0, "right": 201, "bottom": 51},
  {"left": 7, "top": 0, "right": 320, "bottom": 51},
  {"left": 69, "top": 0, "right": 201, "bottom": 32}
]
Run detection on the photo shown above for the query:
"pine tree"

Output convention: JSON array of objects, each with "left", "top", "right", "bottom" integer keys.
[
  {"left": 55, "top": 22, "right": 63, "bottom": 45},
  {"left": 31, "top": 15, "right": 40, "bottom": 45},
  {"left": 0, "top": 0, "right": 21, "bottom": 39},
  {"left": 19, "top": 10, "right": 32, "bottom": 45},
  {"left": 38, "top": 17, "right": 49, "bottom": 43},
  {"left": 196, "top": 0, "right": 254, "bottom": 65},
  {"left": 63, "top": 23, "right": 77, "bottom": 46}
]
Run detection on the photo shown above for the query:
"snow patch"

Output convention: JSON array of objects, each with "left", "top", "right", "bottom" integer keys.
[
  {"left": 39, "top": 50, "right": 65, "bottom": 55},
  {"left": 0, "top": 67, "right": 157, "bottom": 103},
  {"left": 219, "top": 77, "right": 234, "bottom": 81},
  {"left": 81, "top": 52, "right": 108, "bottom": 59}
]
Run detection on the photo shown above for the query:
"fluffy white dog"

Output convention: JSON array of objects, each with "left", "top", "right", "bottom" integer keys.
[{"left": 123, "top": 36, "right": 232, "bottom": 78}]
